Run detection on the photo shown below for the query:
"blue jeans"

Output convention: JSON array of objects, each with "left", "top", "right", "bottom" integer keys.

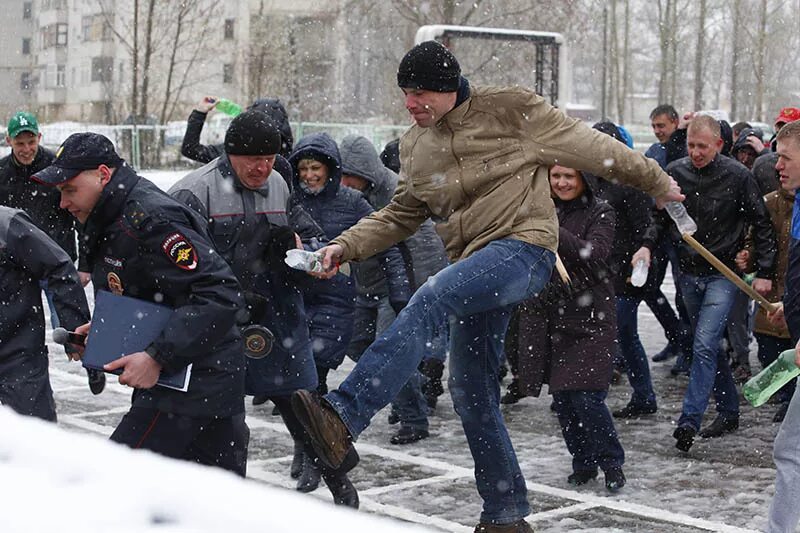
[
  {"left": 552, "top": 390, "right": 624, "bottom": 473},
  {"left": 616, "top": 296, "right": 657, "bottom": 408},
  {"left": 677, "top": 274, "right": 739, "bottom": 430},
  {"left": 326, "top": 239, "right": 555, "bottom": 524},
  {"left": 768, "top": 376, "right": 800, "bottom": 532}
]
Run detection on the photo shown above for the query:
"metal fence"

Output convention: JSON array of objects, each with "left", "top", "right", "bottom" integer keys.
[{"left": 0, "top": 120, "right": 410, "bottom": 170}]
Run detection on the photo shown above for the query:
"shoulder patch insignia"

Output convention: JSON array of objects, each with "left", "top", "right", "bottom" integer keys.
[{"left": 161, "top": 232, "right": 198, "bottom": 271}]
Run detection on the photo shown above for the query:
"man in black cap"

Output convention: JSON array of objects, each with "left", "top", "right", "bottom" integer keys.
[
  {"left": 33, "top": 132, "right": 250, "bottom": 475},
  {"left": 169, "top": 110, "right": 360, "bottom": 507},
  {"left": 290, "top": 40, "right": 683, "bottom": 532}
]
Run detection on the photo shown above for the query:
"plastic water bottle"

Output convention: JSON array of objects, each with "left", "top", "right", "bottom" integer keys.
[
  {"left": 664, "top": 201, "right": 698, "bottom": 235},
  {"left": 215, "top": 98, "right": 242, "bottom": 117},
  {"left": 743, "top": 349, "right": 800, "bottom": 407},
  {"left": 631, "top": 259, "right": 649, "bottom": 287},
  {"left": 284, "top": 249, "right": 324, "bottom": 273}
]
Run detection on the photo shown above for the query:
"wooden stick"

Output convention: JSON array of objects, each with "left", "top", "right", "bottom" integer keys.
[
  {"left": 681, "top": 234, "right": 777, "bottom": 313},
  {"left": 554, "top": 253, "right": 571, "bottom": 285}
]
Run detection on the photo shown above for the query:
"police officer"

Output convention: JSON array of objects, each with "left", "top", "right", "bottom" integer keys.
[
  {"left": 0, "top": 111, "right": 104, "bottom": 394},
  {"left": 0, "top": 206, "right": 89, "bottom": 421},
  {"left": 33, "top": 133, "right": 249, "bottom": 476},
  {"left": 169, "top": 110, "right": 359, "bottom": 506}
]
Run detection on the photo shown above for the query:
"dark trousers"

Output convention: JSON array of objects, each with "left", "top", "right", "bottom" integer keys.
[
  {"left": 270, "top": 395, "right": 359, "bottom": 480},
  {"left": 111, "top": 407, "right": 250, "bottom": 476},
  {"left": 552, "top": 390, "right": 625, "bottom": 474},
  {"left": 642, "top": 239, "right": 693, "bottom": 354}
]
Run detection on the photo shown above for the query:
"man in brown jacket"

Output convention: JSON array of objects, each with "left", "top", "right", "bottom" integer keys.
[{"left": 291, "top": 41, "right": 682, "bottom": 533}]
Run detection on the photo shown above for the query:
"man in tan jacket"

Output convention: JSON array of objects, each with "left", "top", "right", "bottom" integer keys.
[{"left": 291, "top": 41, "right": 682, "bottom": 533}]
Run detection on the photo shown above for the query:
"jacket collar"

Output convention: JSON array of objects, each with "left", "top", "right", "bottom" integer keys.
[
  {"left": 437, "top": 77, "right": 472, "bottom": 127},
  {"left": 81, "top": 164, "right": 139, "bottom": 247},
  {"left": 11, "top": 146, "right": 49, "bottom": 177}
]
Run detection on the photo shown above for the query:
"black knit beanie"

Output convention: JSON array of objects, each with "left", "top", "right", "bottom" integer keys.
[
  {"left": 224, "top": 109, "right": 281, "bottom": 156},
  {"left": 397, "top": 41, "right": 461, "bottom": 92}
]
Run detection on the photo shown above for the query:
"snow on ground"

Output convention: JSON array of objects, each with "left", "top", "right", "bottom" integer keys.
[{"left": 1, "top": 167, "right": 791, "bottom": 532}]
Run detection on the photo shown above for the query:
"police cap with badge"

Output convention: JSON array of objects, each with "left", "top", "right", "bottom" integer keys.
[{"left": 31, "top": 132, "right": 123, "bottom": 185}]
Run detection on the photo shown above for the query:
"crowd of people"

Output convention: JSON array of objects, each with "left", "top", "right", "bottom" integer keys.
[{"left": 2, "top": 40, "right": 800, "bottom": 533}]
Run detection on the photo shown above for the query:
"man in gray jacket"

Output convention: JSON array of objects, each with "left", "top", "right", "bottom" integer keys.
[{"left": 0, "top": 206, "right": 89, "bottom": 421}]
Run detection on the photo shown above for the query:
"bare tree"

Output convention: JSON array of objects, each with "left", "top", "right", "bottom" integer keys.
[{"left": 693, "top": 0, "right": 707, "bottom": 110}]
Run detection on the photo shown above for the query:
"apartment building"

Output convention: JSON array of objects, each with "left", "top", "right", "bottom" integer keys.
[{"left": 0, "top": 0, "right": 340, "bottom": 125}]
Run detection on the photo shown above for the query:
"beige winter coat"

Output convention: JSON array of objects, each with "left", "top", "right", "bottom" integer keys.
[{"left": 333, "top": 85, "right": 672, "bottom": 263}]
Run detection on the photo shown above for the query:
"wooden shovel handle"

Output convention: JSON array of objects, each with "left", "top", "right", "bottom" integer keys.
[{"left": 682, "top": 234, "right": 777, "bottom": 313}]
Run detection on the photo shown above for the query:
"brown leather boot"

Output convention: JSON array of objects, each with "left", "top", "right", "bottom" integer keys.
[
  {"left": 291, "top": 390, "right": 352, "bottom": 469},
  {"left": 473, "top": 519, "right": 534, "bottom": 533}
]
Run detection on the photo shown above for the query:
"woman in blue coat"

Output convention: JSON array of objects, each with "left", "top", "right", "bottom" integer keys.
[{"left": 290, "top": 134, "right": 411, "bottom": 388}]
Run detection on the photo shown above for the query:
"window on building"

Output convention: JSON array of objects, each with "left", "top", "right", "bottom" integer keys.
[
  {"left": 20, "top": 72, "right": 32, "bottom": 91},
  {"left": 22, "top": 38, "right": 31, "bottom": 55},
  {"left": 91, "top": 56, "right": 113, "bottom": 82},
  {"left": 223, "top": 63, "right": 234, "bottom": 84},
  {"left": 224, "top": 18, "right": 235, "bottom": 40},
  {"left": 41, "top": 23, "right": 68, "bottom": 49},
  {"left": 56, "top": 65, "right": 66, "bottom": 87},
  {"left": 83, "top": 14, "right": 112, "bottom": 42},
  {"left": 23, "top": 2, "right": 32, "bottom": 19}
]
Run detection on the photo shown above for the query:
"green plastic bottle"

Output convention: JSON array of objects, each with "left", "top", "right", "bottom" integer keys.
[
  {"left": 743, "top": 349, "right": 800, "bottom": 407},
  {"left": 215, "top": 98, "right": 242, "bottom": 117}
]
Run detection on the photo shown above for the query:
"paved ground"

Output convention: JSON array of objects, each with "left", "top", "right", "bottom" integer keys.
[{"left": 48, "top": 278, "right": 784, "bottom": 533}]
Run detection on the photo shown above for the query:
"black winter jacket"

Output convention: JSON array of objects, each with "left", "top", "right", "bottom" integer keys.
[
  {"left": 589, "top": 174, "right": 657, "bottom": 296},
  {"left": 0, "top": 206, "right": 89, "bottom": 379},
  {"left": 0, "top": 147, "right": 79, "bottom": 262},
  {"left": 659, "top": 154, "right": 776, "bottom": 278},
  {"left": 81, "top": 165, "right": 245, "bottom": 417}
]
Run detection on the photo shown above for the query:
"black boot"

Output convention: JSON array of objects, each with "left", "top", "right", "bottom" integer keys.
[
  {"left": 87, "top": 369, "right": 106, "bottom": 395},
  {"left": 420, "top": 359, "right": 444, "bottom": 409},
  {"left": 290, "top": 440, "right": 304, "bottom": 479},
  {"left": 501, "top": 379, "right": 525, "bottom": 405},
  {"left": 604, "top": 467, "right": 626, "bottom": 492},
  {"left": 390, "top": 426, "right": 429, "bottom": 445},
  {"left": 252, "top": 395, "right": 269, "bottom": 406},
  {"left": 323, "top": 472, "right": 359, "bottom": 509},
  {"left": 296, "top": 454, "right": 321, "bottom": 493},
  {"left": 698, "top": 415, "right": 739, "bottom": 438},
  {"left": 567, "top": 469, "right": 598, "bottom": 486},
  {"left": 316, "top": 366, "right": 330, "bottom": 396}
]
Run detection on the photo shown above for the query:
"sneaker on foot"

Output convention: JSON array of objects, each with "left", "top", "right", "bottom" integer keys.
[
  {"left": 604, "top": 467, "right": 626, "bottom": 492},
  {"left": 673, "top": 425, "right": 696, "bottom": 452},
  {"left": 291, "top": 390, "right": 352, "bottom": 470},
  {"left": 567, "top": 469, "right": 598, "bottom": 486},
  {"left": 698, "top": 416, "right": 739, "bottom": 438}
]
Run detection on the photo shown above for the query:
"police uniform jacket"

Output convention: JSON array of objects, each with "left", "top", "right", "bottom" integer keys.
[
  {"left": 169, "top": 155, "right": 318, "bottom": 397},
  {"left": 81, "top": 165, "right": 245, "bottom": 418},
  {"left": 0, "top": 206, "right": 89, "bottom": 418}
]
